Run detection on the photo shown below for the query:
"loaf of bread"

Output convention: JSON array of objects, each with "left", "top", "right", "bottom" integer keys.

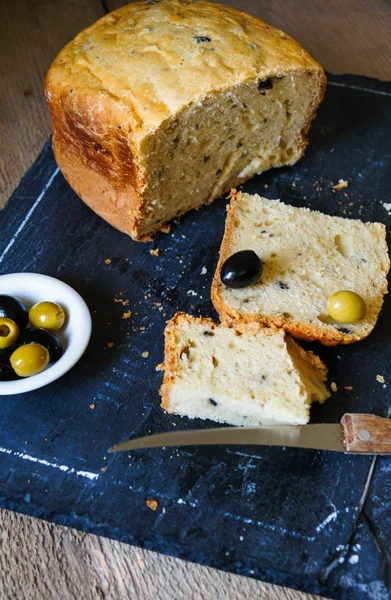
[
  {"left": 45, "top": 0, "right": 325, "bottom": 241},
  {"left": 212, "top": 191, "right": 390, "bottom": 345},
  {"left": 159, "top": 313, "right": 330, "bottom": 427}
]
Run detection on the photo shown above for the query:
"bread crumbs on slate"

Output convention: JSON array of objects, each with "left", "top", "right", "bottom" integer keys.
[
  {"left": 332, "top": 179, "right": 348, "bottom": 190},
  {"left": 142, "top": 351, "right": 149, "bottom": 358},
  {"left": 146, "top": 499, "right": 158, "bottom": 511},
  {"left": 376, "top": 374, "right": 385, "bottom": 383},
  {"left": 331, "top": 382, "right": 337, "bottom": 392},
  {"left": 344, "top": 386, "right": 353, "bottom": 391},
  {"left": 105, "top": 258, "right": 111, "bottom": 264},
  {"left": 114, "top": 297, "right": 130, "bottom": 306},
  {"left": 107, "top": 342, "right": 114, "bottom": 348},
  {"left": 150, "top": 248, "right": 160, "bottom": 256},
  {"left": 122, "top": 311, "right": 132, "bottom": 319}
]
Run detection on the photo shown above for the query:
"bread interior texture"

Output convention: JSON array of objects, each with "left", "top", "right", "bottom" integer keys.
[
  {"left": 162, "top": 316, "right": 329, "bottom": 427},
  {"left": 140, "top": 71, "right": 321, "bottom": 236}
]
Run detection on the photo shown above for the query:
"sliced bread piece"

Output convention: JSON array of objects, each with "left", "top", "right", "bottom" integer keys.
[
  {"left": 159, "top": 312, "right": 330, "bottom": 427},
  {"left": 212, "top": 191, "right": 390, "bottom": 345}
]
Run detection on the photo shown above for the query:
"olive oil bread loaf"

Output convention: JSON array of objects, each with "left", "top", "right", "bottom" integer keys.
[
  {"left": 45, "top": 0, "right": 326, "bottom": 241},
  {"left": 159, "top": 312, "right": 330, "bottom": 427},
  {"left": 212, "top": 191, "right": 390, "bottom": 345}
]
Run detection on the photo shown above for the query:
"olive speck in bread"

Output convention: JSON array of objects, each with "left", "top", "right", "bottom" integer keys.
[
  {"left": 45, "top": 0, "right": 325, "bottom": 241},
  {"left": 159, "top": 313, "right": 330, "bottom": 427},
  {"left": 212, "top": 191, "right": 390, "bottom": 345}
]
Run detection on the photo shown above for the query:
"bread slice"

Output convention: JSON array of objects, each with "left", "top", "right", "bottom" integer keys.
[
  {"left": 212, "top": 191, "right": 390, "bottom": 345},
  {"left": 45, "top": 0, "right": 325, "bottom": 241},
  {"left": 159, "top": 313, "right": 330, "bottom": 427}
]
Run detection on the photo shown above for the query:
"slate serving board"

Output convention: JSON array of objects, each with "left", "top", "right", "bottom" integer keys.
[{"left": 0, "top": 74, "right": 390, "bottom": 600}]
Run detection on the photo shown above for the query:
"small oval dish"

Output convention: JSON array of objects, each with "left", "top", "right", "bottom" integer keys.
[{"left": 0, "top": 273, "right": 91, "bottom": 395}]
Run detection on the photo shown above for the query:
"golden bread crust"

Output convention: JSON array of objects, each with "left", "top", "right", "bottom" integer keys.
[{"left": 45, "top": 0, "right": 325, "bottom": 240}]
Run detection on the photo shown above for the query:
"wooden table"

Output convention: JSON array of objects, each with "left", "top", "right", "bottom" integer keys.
[{"left": 0, "top": 1, "right": 389, "bottom": 598}]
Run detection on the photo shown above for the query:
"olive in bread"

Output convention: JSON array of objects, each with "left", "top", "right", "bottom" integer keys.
[
  {"left": 45, "top": 0, "right": 325, "bottom": 241},
  {"left": 159, "top": 313, "right": 330, "bottom": 427},
  {"left": 211, "top": 191, "right": 390, "bottom": 345}
]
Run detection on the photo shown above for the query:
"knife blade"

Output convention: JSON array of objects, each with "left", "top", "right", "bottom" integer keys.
[
  {"left": 109, "top": 423, "right": 344, "bottom": 453},
  {"left": 108, "top": 414, "right": 391, "bottom": 455}
]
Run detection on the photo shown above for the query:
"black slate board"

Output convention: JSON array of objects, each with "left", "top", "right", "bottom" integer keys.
[{"left": 0, "top": 74, "right": 391, "bottom": 600}]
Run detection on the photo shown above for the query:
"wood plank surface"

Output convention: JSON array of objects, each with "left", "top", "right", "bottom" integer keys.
[
  {"left": 0, "top": 1, "right": 390, "bottom": 599},
  {"left": 0, "top": 509, "right": 324, "bottom": 600}
]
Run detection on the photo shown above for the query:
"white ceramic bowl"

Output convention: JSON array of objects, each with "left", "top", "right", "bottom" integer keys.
[{"left": 0, "top": 273, "right": 91, "bottom": 395}]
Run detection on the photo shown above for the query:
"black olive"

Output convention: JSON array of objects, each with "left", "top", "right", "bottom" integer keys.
[
  {"left": 194, "top": 36, "right": 212, "bottom": 43},
  {"left": 0, "top": 349, "right": 18, "bottom": 381},
  {"left": 17, "top": 328, "right": 63, "bottom": 363},
  {"left": 258, "top": 78, "right": 273, "bottom": 93},
  {"left": 0, "top": 295, "right": 28, "bottom": 330},
  {"left": 338, "top": 327, "right": 351, "bottom": 335},
  {"left": 220, "top": 250, "right": 263, "bottom": 289}
]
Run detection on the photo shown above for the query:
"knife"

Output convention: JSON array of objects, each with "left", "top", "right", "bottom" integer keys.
[{"left": 109, "top": 414, "right": 391, "bottom": 455}]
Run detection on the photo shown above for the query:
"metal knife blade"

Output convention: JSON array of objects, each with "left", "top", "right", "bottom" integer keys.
[{"left": 108, "top": 423, "right": 344, "bottom": 453}]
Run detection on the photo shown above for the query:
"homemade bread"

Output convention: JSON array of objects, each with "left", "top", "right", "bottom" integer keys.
[
  {"left": 212, "top": 191, "right": 390, "bottom": 345},
  {"left": 45, "top": 0, "right": 325, "bottom": 241},
  {"left": 159, "top": 313, "right": 330, "bottom": 427}
]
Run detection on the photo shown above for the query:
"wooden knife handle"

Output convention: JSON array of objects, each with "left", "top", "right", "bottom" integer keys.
[{"left": 341, "top": 414, "right": 391, "bottom": 454}]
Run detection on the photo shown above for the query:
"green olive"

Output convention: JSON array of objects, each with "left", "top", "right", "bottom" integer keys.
[
  {"left": 0, "top": 317, "right": 20, "bottom": 349},
  {"left": 327, "top": 291, "right": 367, "bottom": 324},
  {"left": 10, "top": 343, "right": 50, "bottom": 377},
  {"left": 29, "top": 301, "right": 65, "bottom": 331}
]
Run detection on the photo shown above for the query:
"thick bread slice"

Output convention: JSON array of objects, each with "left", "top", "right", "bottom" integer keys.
[
  {"left": 211, "top": 191, "right": 390, "bottom": 345},
  {"left": 159, "top": 312, "right": 330, "bottom": 427},
  {"left": 45, "top": 0, "right": 325, "bottom": 241}
]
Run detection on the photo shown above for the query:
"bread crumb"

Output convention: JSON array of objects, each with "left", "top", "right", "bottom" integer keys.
[
  {"left": 344, "top": 386, "right": 353, "bottom": 391},
  {"left": 201, "top": 266, "right": 207, "bottom": 275},
  {"left": 150, "top": 248, "right": 160, "bottom": 256},
  {"left": 105, "top": 259, "right": 111, "bottom": 264},
  {"left": 114, "top": 298, "right": 129, "bottom": 306},
  {"left": 89, "top": 403, "right": 95, "bottom": 409},
  {"left": 101, "top": 467, "right": 107, "bottom": 472},
  {"left": 376, "top": 375, "right": 385, "bottom": 383},
  {"left": 122, "top": 311, "right": 132, "bottom": 319},
  {"left": 331, "top": 382, "right": 337, "bottom": 392},
  {"left": 383, "top": 203, "right": 391, "bottom": 212},
  {"left": 332, "top": 179, "right": 348, "bottom": 191},
  {"left": 107, "top": 342, "right": 114, "bottom": 348},
  {"left": 142, "top": 351, "right": 149, "bottom": 358},
  {"left": 146, "top": 499, "right": 158, "bottom": 511}
]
